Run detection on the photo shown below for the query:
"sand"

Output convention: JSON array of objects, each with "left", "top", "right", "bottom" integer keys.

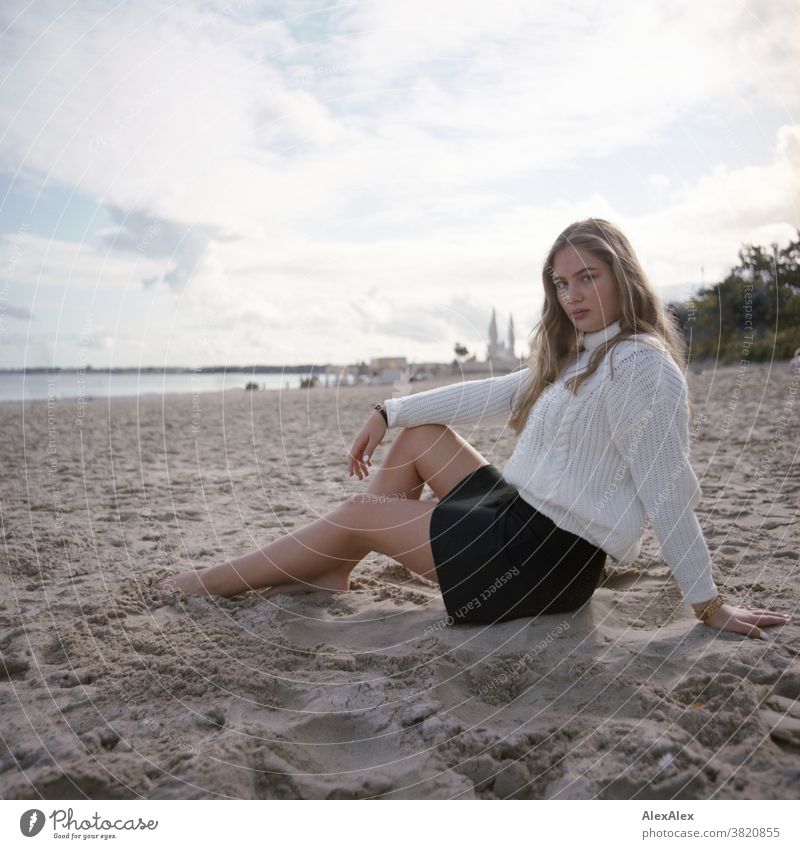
[{"left": 0, "top": 362, "right": 798, "bottom": 800}]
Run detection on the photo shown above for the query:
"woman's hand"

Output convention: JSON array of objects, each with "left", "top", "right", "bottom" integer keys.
[
  {"left": 698, "top": 602, "right": 791, "bottom": 640},
  {"left": 348, "top": 410, "right": 387, "bottom": 480}
]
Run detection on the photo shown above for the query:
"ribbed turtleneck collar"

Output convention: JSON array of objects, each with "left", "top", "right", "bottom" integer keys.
[{"left": 581, "top": 318, "right": 622, "bottom": 352}]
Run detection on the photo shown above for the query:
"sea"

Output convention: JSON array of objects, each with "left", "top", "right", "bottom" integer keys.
[{"left": 0, "top": 371, "right": 355, "bottom": 402}]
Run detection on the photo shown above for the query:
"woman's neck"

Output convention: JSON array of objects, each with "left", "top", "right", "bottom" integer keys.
[{"left": 581, "top": 318, "right": 622, "bottom": 352}]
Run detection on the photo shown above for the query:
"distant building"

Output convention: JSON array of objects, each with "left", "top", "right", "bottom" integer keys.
[
  {"left": 370, "top": 356, "right": 408, "bottom": 372},
  {"left": 486, "top": 308, "right": 520, "bottom": 367},
  {"left": 454, "top": 309, "right": 523, "bottom": 375},
  {"left": 370, "top": 356, "right": 409, "bottom": 385}
]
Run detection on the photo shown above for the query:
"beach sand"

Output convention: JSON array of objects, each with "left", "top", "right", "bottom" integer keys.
[{"left": 1, "top": 363, "right": 798, "bottom": 800}]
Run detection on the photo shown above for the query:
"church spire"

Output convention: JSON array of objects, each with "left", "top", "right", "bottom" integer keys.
[{"left": 488, "top": 307, "right": 498, "bottom": 358}]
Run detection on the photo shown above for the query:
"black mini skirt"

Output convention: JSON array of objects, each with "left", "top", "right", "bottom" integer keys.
[{"left": 429, "top": 464, "right": 607, "bottom": 625}]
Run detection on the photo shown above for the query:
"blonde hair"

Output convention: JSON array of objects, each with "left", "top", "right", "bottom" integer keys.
[{"left": 508, "top": 218, "right": 690, "bottom": 437}]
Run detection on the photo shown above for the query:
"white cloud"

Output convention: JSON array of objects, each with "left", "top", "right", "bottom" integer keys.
[
  {"left": 0, "top": 0, "right": 797, "bottom": 367},
  {"left": 0, "top": 232, "right": 159, "bottom": 290},
  {"left": 633, "top": 123, "right": 800, "bottom": 290},
  {"left": 97, "top": 206, "right": 224, "bottom": 288},
  {"left": 2, "top": 0, "right": 796, "bottom": 235},
  {"left": 649, "top": 174, "right": 671, "bottom": 193}
]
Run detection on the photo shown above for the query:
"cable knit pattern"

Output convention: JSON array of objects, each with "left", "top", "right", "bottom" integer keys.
[{"left": 384, "top": 319, "right": 719, "bottom": 606}]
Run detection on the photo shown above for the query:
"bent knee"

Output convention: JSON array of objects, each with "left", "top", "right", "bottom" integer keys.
[
  {"left": 401, "top": 423, "right": 448, "bottom": 435},
  {"left": 396, "top": 422, "right": 450, "bottom": 446}
]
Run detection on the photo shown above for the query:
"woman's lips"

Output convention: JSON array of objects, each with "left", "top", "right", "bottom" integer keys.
[{"left": 571, "top": 309, "right": 589, "bottom": 318}]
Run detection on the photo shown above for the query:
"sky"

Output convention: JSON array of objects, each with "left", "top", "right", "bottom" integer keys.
[{"left": 0, "top": 0, "right": 798, "bottom": 369}]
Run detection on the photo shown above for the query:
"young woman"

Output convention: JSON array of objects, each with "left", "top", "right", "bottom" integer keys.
[{"left": 155, "top": 219, "right": 790, "bottom": 641}]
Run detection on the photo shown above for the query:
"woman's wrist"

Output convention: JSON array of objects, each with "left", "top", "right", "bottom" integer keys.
[
  {"left": 373, "top": 402, "right": 388, "bottom": 426},
  {"left": 691, "top": 594, "right": 724, "bottom": 622}
]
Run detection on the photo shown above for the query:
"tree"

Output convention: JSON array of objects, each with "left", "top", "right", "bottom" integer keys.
[
  {"left": 454, "top": 342, "right": 469, "bottom": 362},
  {"left": 675, "top": 230, "right": 800, "bottom": 363}
]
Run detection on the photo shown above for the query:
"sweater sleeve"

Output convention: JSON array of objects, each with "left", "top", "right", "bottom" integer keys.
[
  {"left": 605, "top": 347, "right": 719, "bottom": 605},
  {"left": 384, "top": 367, "right": 532, "bottom": 429}
]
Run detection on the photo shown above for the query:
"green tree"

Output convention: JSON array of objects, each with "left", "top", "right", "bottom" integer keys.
[{"left": 673, "top": 230, "right": 800, "bottom": 363}]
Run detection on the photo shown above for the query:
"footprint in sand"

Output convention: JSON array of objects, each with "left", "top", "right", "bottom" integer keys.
[
  {"left": 0, "top": 655, "right": 29, "bottom": 681},
  {"left": 761, "top": 667, "right": 800, "bottom": 750},
  {"left": 762, "top": 695, "right": 800, "bottom": 748}
]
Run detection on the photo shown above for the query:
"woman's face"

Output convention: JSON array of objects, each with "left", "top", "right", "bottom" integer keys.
[{"left": 551, "top": 246, "right": 620, "bottom": 332}]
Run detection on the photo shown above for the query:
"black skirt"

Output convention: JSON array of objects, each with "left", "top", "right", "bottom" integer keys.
[{"left": 429, "top": 464, "right": 607, "bottom": 625}]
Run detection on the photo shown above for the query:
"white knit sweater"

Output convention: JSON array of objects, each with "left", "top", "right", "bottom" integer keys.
[{"left": 384, "top": 319, "right": 719, "bottom": 606}]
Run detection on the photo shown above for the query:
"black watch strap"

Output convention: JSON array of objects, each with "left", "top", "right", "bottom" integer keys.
[{"left": 374, "top": 403, "right": 388, "bottom": 425}]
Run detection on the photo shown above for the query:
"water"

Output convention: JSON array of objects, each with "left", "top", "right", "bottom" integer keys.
[{"left": 0, "top": 371, "right": 354, "bottom": 402}]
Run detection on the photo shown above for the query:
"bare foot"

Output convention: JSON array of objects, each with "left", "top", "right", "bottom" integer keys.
[
  {"left": 153, "top": 565, "right": 352, "bottom": 599},
  {"left": 261, "top": 566, "right": 352, "bottom": 599},
  {"left": 152, "top": 571, "right": 205, "bottom": 595}
]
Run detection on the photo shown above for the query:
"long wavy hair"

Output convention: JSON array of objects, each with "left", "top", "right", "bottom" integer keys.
[{"left": 508, "top": 218, "right": 690, "bottom": 437}]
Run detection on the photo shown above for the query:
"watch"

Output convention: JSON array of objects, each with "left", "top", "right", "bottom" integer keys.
[{"left": 373, "top": 403, "right": 388, "bottom": 425}]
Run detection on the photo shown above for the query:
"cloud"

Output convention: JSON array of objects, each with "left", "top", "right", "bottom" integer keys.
[
  {"left": 1, "top": 304, "right": 33, "bottom": 320},
  {"left": 0, "top": 0, "right": 312, "bottom": 231},
  {"left": 97, "top": 206, "right": 225, "bottom": 288},
  {"left": 649, "top": 174, "right": 671, "bottom": 193},
  {"left": 0, "top": 1, "right": 797, "bottom": 368},
  {"left": 1, "top": 0, "right": 796, "bottom": 240},
  {"left": 633, "top": 123, "right": 800, "bottom": 289},
  {"left": 0, "top": 232, "right": 162, "bottom": 290}
]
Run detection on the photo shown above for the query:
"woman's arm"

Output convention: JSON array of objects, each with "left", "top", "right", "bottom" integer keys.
[
  {"left": 607, "top": 349, "right": 791, "bottom": 640},
  {"left": 348, "top": 408, "right": 388, "bottom": 479},
  {"left": 345, "top": 369, "right": 530, "bottom": 480},
  {"left": 605, "top": 348, "right": 718, "bottom": 605},
  {"left": 384, "top": 367, "right": 531, "bottom": 429}
]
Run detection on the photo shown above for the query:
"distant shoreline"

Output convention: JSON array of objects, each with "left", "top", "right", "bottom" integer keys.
[
  {"left": 0, "top": 371, "right": 475, "bottom": 407},
  {"left": 0, "top": 365, "right": 341, "bottom": 375}
]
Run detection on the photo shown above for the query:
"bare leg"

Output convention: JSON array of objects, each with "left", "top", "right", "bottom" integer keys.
[
  {"left": 254, "top": 423, "right": 432, "bottom": 598},
  {"left": 157, "top": 424, "right": 489, "bottom": 598},
  {"left": 161, "top": 511, "right": 369, "bottom": 597}
]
